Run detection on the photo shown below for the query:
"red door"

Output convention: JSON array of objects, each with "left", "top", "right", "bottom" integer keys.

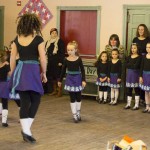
[{"left": 60, "top": 10, "right": 97, "bottom": 58}]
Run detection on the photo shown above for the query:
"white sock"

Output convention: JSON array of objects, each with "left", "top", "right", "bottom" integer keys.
[
  {"left": 70, "top": 103, "right": 77, "bottom": 118},
  {"left": 20, "top": 118, "right": 32, "bottom": 136},
  {"left": 28, "top": 118, "right": 34, "bottom": 129},
  {"left": 103, "top": 92, "right": 108, "bottom": 101},
  {"left": 110, "top": 88, "right": 115, "bottom": 103},
  {"left": 99, "top": 91, "right": 103, "bottom": 100},
  {"left": 2, "top": 109, "right": 8, "bottom": 123},
  {"left": 145, "top": 92, "right": 149, "bottom": 110},
  {"left": 76, "top": 102, "right": 81, "bottom": 116},
  {"left": 114, "top": 89, "right": 119, "bottom": 103},
  {"left": 134, "top": 96, "right": 140, "bottom": 108},
  {"left": 125, "top": 96, "right": 132, "bottom": 107}
]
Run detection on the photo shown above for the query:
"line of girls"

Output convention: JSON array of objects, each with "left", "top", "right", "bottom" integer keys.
[{"left": 95, "top": 24, "right": 150, "bottom": 113}]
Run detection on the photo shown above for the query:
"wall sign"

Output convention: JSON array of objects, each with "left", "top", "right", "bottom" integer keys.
[{"left": 17, "top": 1, "right": 21, "bottom": 6}]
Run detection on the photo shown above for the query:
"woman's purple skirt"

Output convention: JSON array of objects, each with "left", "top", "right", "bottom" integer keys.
[
  {"left": 126, "top": 69, "right": 140, "bottom": 88},
  {"left": 0, "top": 81, "right": 10, "bottom": 99},
  {"left": 9, "top": 63, "right": 44, "bottom": 95},
  {"left": 139, "top": 71, "right": 150, "bottom": 91},
  {"left": 96, "top": 73, "right": 108, "bottom": 86},
  {"left": 108, "top": 73, "right": 121, "bottom": 88},
  {"left": 64, "top": 74, "right": 83, "bottom": 92}
]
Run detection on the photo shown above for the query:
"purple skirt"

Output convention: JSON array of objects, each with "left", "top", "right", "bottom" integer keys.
[
  {"left": 64, "top": 74, "right": 83, "bottom": 92},
  {"left": 126, "top": 69, "right": 140, "bottom": 87},
  {"left": 108, "top": 73, "right": 121, "bottom": 88},
  {"left": 139, "top": 71, "right": 150, "bottom": 91},
  {"left": 9, "top": 63, "right": 44, "bottom": 95},
  {"left": 96, "top": 73, "right": 108, "bottom": 86},
  {"left": 0, "top": 81, "right": 10, "bottom": 99}
]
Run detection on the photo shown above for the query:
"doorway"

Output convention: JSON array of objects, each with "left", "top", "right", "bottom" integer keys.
[{"left": 123, "top": 5, "right": 150, "bottom": 55}]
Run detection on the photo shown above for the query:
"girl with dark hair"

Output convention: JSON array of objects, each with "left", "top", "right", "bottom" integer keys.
[
  {"left": 58, "top": 41, "right": 86, "bottom": 123},
  {"left": 124, "top": 43, "right": 142, "bottom": 110},
  {"left": 9, "top": 13, "right": 47, "bottom": 143},
  {"left": 108, "top": 49, "right": 122, "bottom": 105},
  {"left": 95, "top": 51, "right": 109, "bottom": 104},
  {"left": 105, "top": 34, "right": 124, "bottom": 61}
]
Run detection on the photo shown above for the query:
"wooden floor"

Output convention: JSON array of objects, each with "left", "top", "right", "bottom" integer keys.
[{"left": 0, "top": 94, "right": 150, "bottom": 150}]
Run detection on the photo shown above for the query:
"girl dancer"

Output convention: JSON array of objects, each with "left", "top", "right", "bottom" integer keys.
[
  {"left": 125, "top": 43, "right": 141, "bottom": 110},
  {"left": 0, "top": 51, "right": 10, "bottom": 127},
  {"left": 139, "top": 42, "right": 150, "bottom": 113},
  {"left": 58, "top": 41, "right": 86, "bottom": 123},
  {"left": 108, "top": 49, "right": 122, "bottom": 105},
  {"left": 95, "top": 51, "right": 109, "bottom": 104},
  {"left": 10, "top": 13, "right": 47, "bottom": 143}
]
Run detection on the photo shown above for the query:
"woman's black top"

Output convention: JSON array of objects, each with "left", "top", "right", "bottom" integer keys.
[{"left": 132, "top": 37, "right": 150, "bottom": 54}]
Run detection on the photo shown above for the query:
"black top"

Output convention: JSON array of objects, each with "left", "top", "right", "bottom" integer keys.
[
  {"left": 59, "top": 57, "right": 86, "bottom": 82},
  {"left": 96, "top": 61, "right": 109, "bottom": 77},
  {"left": 0, "top": 64, "right": 10, "bottom": 81},
  {"left": 132, "top": 37, "right": 150, "bottom": 54},
  {"left": 14, "top": 36, "right": 44, "bottom": 61},
  {"left": 108, "top": 60, "right": 122, "bottom": 78},
  {"left": 140, "top": 56, "right": 150, "bottom": 76},
  {"left": 126, "top": 55, "right": 142, "bottom": 70}
]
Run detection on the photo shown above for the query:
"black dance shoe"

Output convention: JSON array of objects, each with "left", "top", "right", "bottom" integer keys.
[
  {"left": 132, "top": 107, "right": 139, "bottom": 110},
  {"left": 102, "top": 101, "right": 107, "bottom": 104},
  {"left": 21, "top": 131, "right": 36, "bottom": 143},
  {"left": 77, "top": 115, "right": 81, "bottom": 121},
  {"left": 124, "top": 105, "right": 131, "bottom": 109},
  {"left": 98, "top": 99, "right": 103, "bottom": 104},
  {"left": 2, "top": 123, "right": 8, "bottom": 127},
  {"left": 142, "top": 109, "right": 148, "bottom": 113}
]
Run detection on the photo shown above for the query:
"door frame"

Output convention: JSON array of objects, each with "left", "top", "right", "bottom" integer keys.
[
  {"left": 57, "top": 6, "right": 101, "bottom": 58},
  {"left": 123, "top": 5, "right": 150, "bottom": 52},
  {"left": 0, "top": 6, "right": 4, "bottom": 50}
]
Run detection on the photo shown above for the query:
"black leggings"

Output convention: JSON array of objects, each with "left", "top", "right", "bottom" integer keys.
[
  {"left": 127, "top": 87, "right": 140, "bottom": 97},
  {"left": 19, "top": 91, "right": 41, "bottom": 119},
  {"left": 69, "top": 92, "right": 81, "bottom": 103},
  {"left": 14, "top": 100, "right": 20, "bottom": 107},
  {"left": 99, "top": 86, "right": 108, "bottom": 92},
  {"left": 1, "top": 98, "right": 8, "bottom": 109}
]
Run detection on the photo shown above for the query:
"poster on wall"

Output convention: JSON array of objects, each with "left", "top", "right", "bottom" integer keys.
[{"left": 18, "top": 0, "right": 53, "bottom": 28}]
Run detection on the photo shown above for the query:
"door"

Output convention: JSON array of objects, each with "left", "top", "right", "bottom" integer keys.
[
  {"left": 60, "top": 10, "right": 97, "bottom": 58},
  {"left": 0, "top": 6, "right": 4, "bottom": 50},
  {"left": 127, "top": 9, "right": 150, "bottom": 55}
]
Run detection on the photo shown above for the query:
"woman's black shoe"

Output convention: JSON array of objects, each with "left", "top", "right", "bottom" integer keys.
[{"left": 21, "top": 131, "right": 36, "bottom": 143}]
